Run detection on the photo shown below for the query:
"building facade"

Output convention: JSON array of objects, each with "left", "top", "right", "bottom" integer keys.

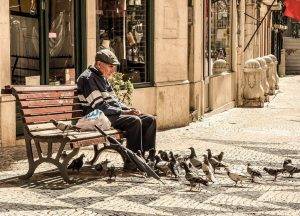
[{"left": 0, "top": 0, "right": 281, "bottom": 147}]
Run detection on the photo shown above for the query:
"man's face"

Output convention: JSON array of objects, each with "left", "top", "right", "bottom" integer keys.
[{"left": 96, "top": 61, "right": 117, "bottom": 78}]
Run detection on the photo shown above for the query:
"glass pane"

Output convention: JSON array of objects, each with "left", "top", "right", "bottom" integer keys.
[
  {"left": 10, "top": 0, "right": 38, "bottom": 15},
  {"left": 10, "top": 0, "right": 40, "bottom": 85},
  {"left": 211, "top": 0, "right": 230, "bottom": 65},
  {"left": 203, "top": 0, "right": 210, "bottom": 77},
  {"left": 49, "top": 0, "right": 75, "bottom": 85},
  {"left": 96, "top": 0, "right": 148, "bottom": 83}
]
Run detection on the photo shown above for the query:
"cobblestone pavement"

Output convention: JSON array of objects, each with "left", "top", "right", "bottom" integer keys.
[{"left": 0, "top": 76, "right": 300, "bottom": 216}]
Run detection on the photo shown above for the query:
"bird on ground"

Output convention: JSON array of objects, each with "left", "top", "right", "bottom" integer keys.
[
  {"left": 225, "top": 167, "right": 248, "bottom": 186},
  {"left": 263, "top": 167, "right": 285, "bottom": 181},
  {"left": 173, "top": 153, "right": 185, "bottom": 164},
  {"left": 214, "top": 151, "right": 224, "bottom": 162},
  {"left": 67, "top": 154, "right": 85, "bottom": 172},
  {"left": 146, "top": 148, "right": 156, "bottom": 170},
  {"left": 283, "top": 159, "right": 300, "bottom": 178},
  {"left": 158, "top": 150, "right": 170, "bottom": 162},
  {"left": 50, "top": 119, "right": 81, "bottom": 134},
  {"left": 137, "top": 150, "right": 146, "bottom": 163},
  {"left": 181, "top": 162, "right": 208, "bottom": 191},
  {"left": 60, "top": 150, "right": 68, "bottom": 161},
  {"left": 188, "top": 147, "right": 202, "bottom": 169},
  {"left": 206, "top": 149, "right": 227, "bottom": 173},
  {"left": 247, "top": 163, "right": 262, "bottom": 182},
  {"left": 146, "top": 148, "right": 156, "bottom": 162},
  {"left": 202, "top": 154, "right": 216, "bottom": 183},
  {"left": 169, "top": 151, "right": 180, "bottom": 179},
  {"left": 154, "top": 155, "right": 170, "bottom": 176},
  {"left": 94, "top": 159, "right": 110, "bottom": 173},
  {"left": 107, "top": 164, "right": 117, "bottom": 180}
]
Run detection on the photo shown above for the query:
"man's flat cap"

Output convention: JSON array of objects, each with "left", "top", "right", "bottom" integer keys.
[{"left": 95, "top": 48, "right": 120, "bottom": 65}]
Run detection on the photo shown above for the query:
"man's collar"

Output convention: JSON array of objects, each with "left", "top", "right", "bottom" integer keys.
[{"left": 89, "top": 65, "right": 104, "bottom": 78}]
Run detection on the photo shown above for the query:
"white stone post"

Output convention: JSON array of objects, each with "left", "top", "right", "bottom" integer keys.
[
  {"left": 268, "top": 54, "right": 279, "bottom": 90},
  {"left": 278, "top": 49, "right": 286, "bottom": 77},
  {"left": 256, "top": 57, "right": 270, "bottom": 102},
  {"left": 212, "top": 59, "right": 228, "bottom": 75},
  {"left": 262, "top": 56, "right": 276, "bottom": 95},
  {"left": 243, "top": 59, "right": 265, "bottom": 107}
]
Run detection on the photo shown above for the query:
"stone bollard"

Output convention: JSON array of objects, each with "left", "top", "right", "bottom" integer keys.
[
  {"left": 262, "top": 56, "right": 276, "bottom": 95},
  {"left": 278, "top": 49, "right": 286, "bottom": 77},
  {"left": 243, "top": 59, "right": 265, "bottom": 107},
  {"left": 212, "top": 59, "right": 228, "bottom": 75},
  {"left": 268, "top": 54, "right": 279, "bottom": 90},
  {"left": 256, "top": 57, "right": 270, "bottom": 102}
]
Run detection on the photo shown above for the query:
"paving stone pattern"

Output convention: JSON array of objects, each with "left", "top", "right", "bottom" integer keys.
[{"left": 0, "top": 76, "right": 299, "bottom": 215}]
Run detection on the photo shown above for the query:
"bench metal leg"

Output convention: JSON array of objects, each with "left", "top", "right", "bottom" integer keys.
[
  {"left": 20, "top": 138, "right": 79, "bottom": 184},
  {"left": 86, "top": 144, "right": 101, "bottom": 165},
  {"left": 19, "top": 139, "right": 36, "bottom": 180}
]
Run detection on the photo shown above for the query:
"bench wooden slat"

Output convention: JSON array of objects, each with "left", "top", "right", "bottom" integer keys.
[
  {"left": 17, "top": 91, "right": 77, "bottom": 100},
  {"left": 27, "top": 121, "right": 74, "bottom": 132},
  {"left": 24, "top": 112, "right": 83, "bottom": 124},
  {"left": 12, "top": 85, "right": 77, "bottom": 92},
  {"left": 20, "top": 98, "right": 80, "bottom": 108},
  {"left": 23, "top": 106, "right": 82, "bottom": 116}
]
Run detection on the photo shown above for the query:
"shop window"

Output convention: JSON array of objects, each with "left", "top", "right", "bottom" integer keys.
[
  {"left": 211, "top": 0, "right": 231, "bottom": 67},
  {"left": 96, "top": 0, "right": 150, "bottom": 84},
  {"left": 10, "top": 0, "right": 76, "bottom": 85},
  {"left": 10, "top": 0, "right": 40, "bottom": 85},
  {"left": 48, "top": 0, "right": 75, "bottom": 85}
]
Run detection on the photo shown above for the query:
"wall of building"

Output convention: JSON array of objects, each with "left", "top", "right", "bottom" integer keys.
[{"left": 0, "top": 0, "right": 15, "bottom": 147}]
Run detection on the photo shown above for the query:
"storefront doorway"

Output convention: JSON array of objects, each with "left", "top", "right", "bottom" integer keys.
[{"left": 9, "top": 0, "right": 85, "bottom": 86}]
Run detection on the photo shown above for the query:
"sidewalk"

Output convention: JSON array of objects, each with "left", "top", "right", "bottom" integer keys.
[{"left": 0, "top": 76, "right": 299, "bottom": 216}]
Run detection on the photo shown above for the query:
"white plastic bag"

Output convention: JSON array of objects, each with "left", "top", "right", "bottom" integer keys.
[{"left": 76, "top": 109, "right": 111, "bottom": 131}]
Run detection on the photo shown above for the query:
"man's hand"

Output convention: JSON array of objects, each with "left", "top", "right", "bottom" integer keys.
[{"left": 121, "top": 108, "right": 142, "bottom": 116}]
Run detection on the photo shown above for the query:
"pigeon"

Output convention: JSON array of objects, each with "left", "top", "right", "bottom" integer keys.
[
  {"left": 154, "top": 155, "right": 170, "bottom": 176},
  {"left": 207, "top": 149, "right": 225, "bottom": 162},
  {"left": 225, "top": 167, "right": 248, "bottom": 186},
  {"left": 67, "top": 154, "right": 85, "bottom": 172},
  {"left": 60, "top": 150, "right": 68, "bottom": 161},
  {"left": 283, "top": 159, "right": 300, "bottom": 177},
  {"left": 202, "top": 154, "right": 216, "bottom": 182},
  {"left": 95, "top": 159, "right": 110, "bottom": 173},
  {"left": 107, "top": 164, "right": 117, "bottom": 180},
  {"left": 50, "top": 119, "right": 81, "bottom": 134},
  {"left": 188, "top": 147, "right": 202, "bottom": 169},
  {"left": 247, "top": 163, "right": 262, "bottom": 182},
  {"left": 263, "top": 167, "right": 285, "bottom": 181},
  {"left": 158, "top": 150, "right": 170, "bottom": 162},
  {"left": 207, "top": 149, "right": 227, "bottom": 173},
  {"left": 137, "top": 150, "right": 146, "bottom": 163},
  {"left": 146, "top": 148, "right": 156, "bottom": 163},
  {"left": 146, "top": 148, "right": 156, "bottom": 170},
  {"left": 214, "top": 151, "right": 224, "bottom": 162},
  {"left": 169, "top": 151, "right": 180, "bottom": 179},
  {"left": 181, "top": 162, "right": 208, "bottom": 191}
]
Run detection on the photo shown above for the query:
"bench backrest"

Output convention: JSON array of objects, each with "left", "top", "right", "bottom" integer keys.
[{"left": 11, "top": 85, "right": 84, "bottom": 133}]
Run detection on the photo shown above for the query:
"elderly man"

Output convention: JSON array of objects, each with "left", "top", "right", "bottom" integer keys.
[{"left": 77, "top": 49, "right": 156, "bottom": 168}]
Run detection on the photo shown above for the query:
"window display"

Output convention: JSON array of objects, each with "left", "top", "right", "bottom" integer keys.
[
  {"left": 96, "top": 0, "right": 149, "bottom": 83},
  {"left": 211, "top": 0, "right": 231, "bottom": 66}
]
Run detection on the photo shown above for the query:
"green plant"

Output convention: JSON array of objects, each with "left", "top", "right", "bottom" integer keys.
[{"left": 109, "top": 72, "right": 134, "bottom": 105}]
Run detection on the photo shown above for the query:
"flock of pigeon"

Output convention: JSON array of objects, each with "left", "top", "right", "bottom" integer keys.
[{"left": 63, "top": 147, "right": 299, "bottom": 190}]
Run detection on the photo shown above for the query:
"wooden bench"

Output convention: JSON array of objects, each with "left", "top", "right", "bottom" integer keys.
[{"left": 10, "top": 85, "right": 123, "bottom": 183}]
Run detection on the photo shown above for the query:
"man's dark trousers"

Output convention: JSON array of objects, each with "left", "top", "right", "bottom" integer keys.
[{"left": 108, "top": 114, "right": 156, "bottom": 153}]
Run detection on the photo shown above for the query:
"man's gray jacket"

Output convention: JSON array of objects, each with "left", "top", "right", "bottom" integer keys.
[{"left": 77, "top": 66, "right": 129, "bottom": 116}]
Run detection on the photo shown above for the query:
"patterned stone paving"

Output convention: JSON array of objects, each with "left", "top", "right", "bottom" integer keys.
[{"left": 0, "top": 76, "right": 299, "bottom": 215}]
